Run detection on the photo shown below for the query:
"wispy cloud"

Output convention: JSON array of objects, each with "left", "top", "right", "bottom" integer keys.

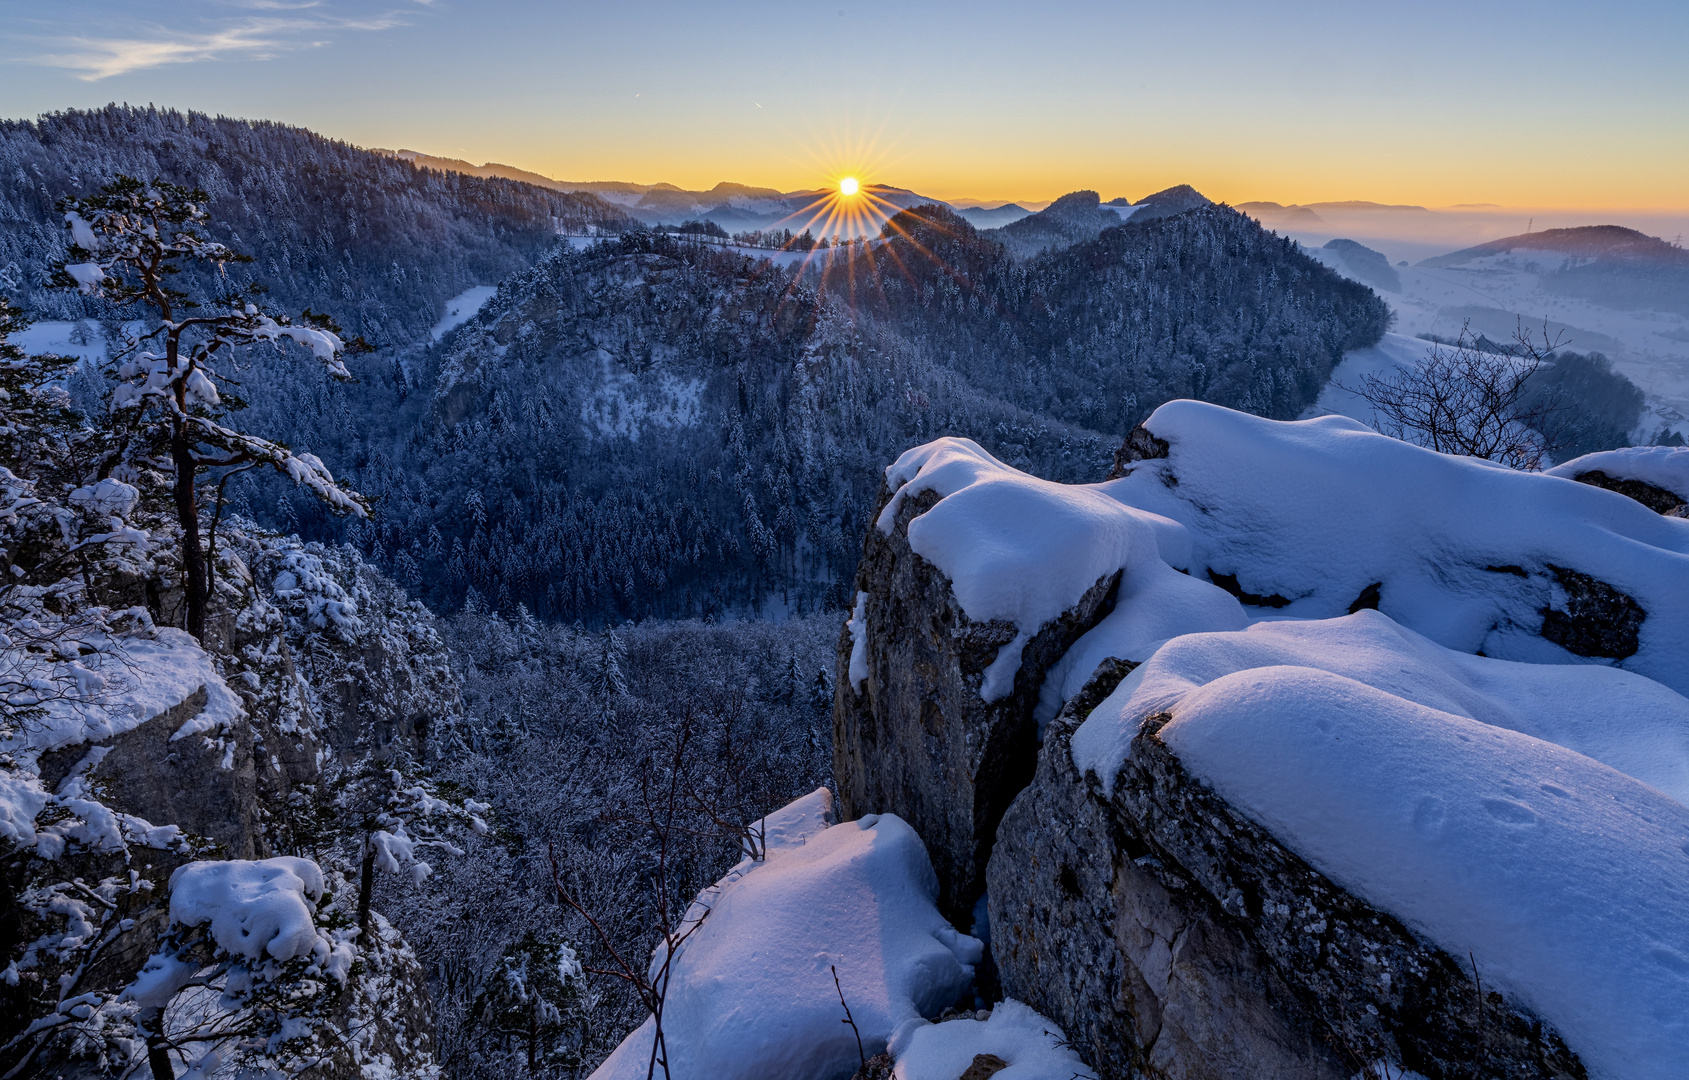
[{"left": 25, "top": 4, "right": 426, "bottom": 80}]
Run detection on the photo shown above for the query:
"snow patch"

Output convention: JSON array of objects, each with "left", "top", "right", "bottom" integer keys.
[
  {"left": 589, "top": 790, "right": 981, "bottom": 1080},
  {"left": 889, "top": 999, "right": 1098, "bottom": 1080},
  {"left": 579, "top": 353, "right": 704, "bottom": 441},
  {"left": 1124, "top": 629, "right": 1689, "bottom": 1080},
  {"left": 167, "top": 857, "right": 327, "bottom": 962},
  {"left": 1072, "top": 611, "right": 1689, "bottom": 805},
  {"left": 431, "top": 285, "right": 498, "bottom": 341},
  {"left": 847, "top": 591, "right": 870, "bottom": 693},
  {"left": 1548, "top": 445, "right": 1689, "bottom": 503},
  {"left": 10, "top": 628, "right": 247, "bottom": 754},
  {"left": 1104, "top": 400, "right": 1689, "bottom": 695}
]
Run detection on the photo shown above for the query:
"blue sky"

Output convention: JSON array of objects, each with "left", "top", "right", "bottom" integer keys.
[{"left": 1, "top": 0, "right": 1684, "bottom": 207}]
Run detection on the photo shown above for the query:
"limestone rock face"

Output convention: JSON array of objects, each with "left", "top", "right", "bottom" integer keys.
[
  {"left": 989, "top": 664, "right": 1587, "bottom": 1080},
  {"left": 834, "top": 485, "right": 1120, "bottom": 922},
  {"left": 38, "top": 688, "right": 263, "bottom": 858},
  {"left": 250, "top": 539, "right": 464, "bottom": 763}
]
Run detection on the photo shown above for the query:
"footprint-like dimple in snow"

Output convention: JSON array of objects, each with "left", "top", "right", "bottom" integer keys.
[
  {"left": 1649, "top": 948, "right": 1689, "bottom": 975},
  {"left": 1411, "top": 796, "right": 1446, "bottom": 840},
  {"left": 1481, "top": 798, "right": 1538, "bottom": 826}
]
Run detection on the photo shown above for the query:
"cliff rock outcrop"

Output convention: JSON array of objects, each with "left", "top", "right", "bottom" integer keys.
[
  {"left": 834, "top": 484, "right": 1118, "bottom": 922},
  {"left": 834, "top": 406, "right": 1689, "bottom": 1079},
  {"left": 990, "top": 663, "right": 1585, "bottom": 1080}
]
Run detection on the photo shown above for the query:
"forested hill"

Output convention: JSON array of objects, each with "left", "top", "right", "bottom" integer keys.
[
  {"left": 826, "top": 202, "right": 1391, "bottom": 429},
  {"left": 266, "top": 204, "right": 1388, "bottom": 625},
  {"left": 0, "top": 105, "right": 636, "bottom": 344}
]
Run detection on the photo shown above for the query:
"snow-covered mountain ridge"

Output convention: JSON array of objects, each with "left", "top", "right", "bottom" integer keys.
[
  {"left": 326, "top": 206, "right": 1384, "bottom": 625},
  {"left": 0, "top": 106, "right": 637, "bottom": 345}
]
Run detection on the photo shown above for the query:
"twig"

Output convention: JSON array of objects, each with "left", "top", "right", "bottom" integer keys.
[
  {"left": 832, "top": 964, "right": 865, "bottom": 1072},
  {"left": 1470, "top": 949, "right": 1485, "bottom": 1069}
]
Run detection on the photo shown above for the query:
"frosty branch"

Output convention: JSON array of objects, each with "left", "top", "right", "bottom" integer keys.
[{"left": 1344, "top": 320, "right": 1573, "bottom": 470}]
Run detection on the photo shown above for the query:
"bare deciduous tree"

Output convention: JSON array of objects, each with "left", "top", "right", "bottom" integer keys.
[{"left": 1344, "top": 321, "right": 1572, "bottom": 470}]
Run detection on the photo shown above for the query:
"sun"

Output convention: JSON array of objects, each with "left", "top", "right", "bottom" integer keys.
[{"left": 839, "top": 176, "right": 860, "bottom": 196}]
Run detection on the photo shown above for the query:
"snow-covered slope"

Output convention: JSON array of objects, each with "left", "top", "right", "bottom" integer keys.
[
  {"left": 589, "top": 790, "right": 982, "bottom": 1080},
  {"left": 1305, "top": 230, "right": 1689, "bottom": 440}
]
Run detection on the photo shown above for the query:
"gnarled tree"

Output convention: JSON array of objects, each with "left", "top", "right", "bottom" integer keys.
[{"left": 54, "top": 175, "right": 368, "bottom": 640}]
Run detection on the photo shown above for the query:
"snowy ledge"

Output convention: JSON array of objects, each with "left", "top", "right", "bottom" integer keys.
[
  {"left": 1071, "top": 613, "right": 1689, "bottom": 1080},
  {"left": 869, "top": 401, "right": 1689, "bottom": 1078}
]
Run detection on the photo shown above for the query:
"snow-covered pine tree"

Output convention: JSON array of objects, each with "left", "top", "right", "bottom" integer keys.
[
  {"left": 53, "top": 175, "right": 369, "bottom": 641},
  {"left": 337, "top": 756, "right": 492, "bottom": 934},
  {"left": 593, "top": 626, "right": 628, "bottom": 716},
  {"left": 469, "top": 930, "right": 585, "bottom": 1076}
]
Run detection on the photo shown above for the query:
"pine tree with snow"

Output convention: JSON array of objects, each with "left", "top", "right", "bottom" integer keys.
[
  {"left": 469, "top": 930, "right": 585, "bottom": 1076},
  {"left": 53, "top": 175, "right": 369, "bottom": 641},
  {"left": 338, "top": 755, "right": 493, "bottom": 934},
  {"left": 593, "top": 625, "right": 628, "bottom": 713}
]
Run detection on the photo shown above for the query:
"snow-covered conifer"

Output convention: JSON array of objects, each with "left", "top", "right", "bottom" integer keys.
[
  {"left": 469, "top": 930, "right": 585, "bottom": 1075},
  {"left": 52, "top": 176, "right": 369, "bottom": 641}
]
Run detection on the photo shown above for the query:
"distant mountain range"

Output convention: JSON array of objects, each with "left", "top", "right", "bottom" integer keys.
[
  {"left": 1418, "top": 225, "right": 1689, "bottom": 269},
  {"left": 985, "top": 186, "right": 1213, "bottom": 259},
  {"left": 1416, "top": 225, "right": 1689, "bottom": 319},
  {"left": 380, "top": 150, "right": 953, "bottom": 238},
  {"left": 1237, "top": 200, "right": 1440, "bottom": 230},
  {"left": 378, "top": 150, "right": 1208, "bottom": 239}
]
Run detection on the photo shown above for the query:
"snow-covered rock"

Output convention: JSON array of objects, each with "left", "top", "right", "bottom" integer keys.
[
  {"left": 589, "top": 789, "right": 982, "bottom": 1080},
  {"left": 1100, "top": 400, "right": 1689, "bottom": 693},
  {"left": 836, "top": 470, "right": 1126, "bottom": 922},
  {"left": 1548, "top": 445, "right": 1689, "bottom": 514},
  {"left": 1120, "top": 615, "right": 1689, "bottom": 1079},
  {"left": 166, "top": 856, "right": 331, "bottom": 963},
  {"left": 837, "top": 402, "right": 1689, "bottom": 1079}
]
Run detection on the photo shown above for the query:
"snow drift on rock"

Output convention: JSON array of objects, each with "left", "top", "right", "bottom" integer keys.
[
  {"left": 1103, "top": 400, "right": 1689, "bottom": 695},
  {"left": 876, "top": 437, "right": 1230, "bottom": 702},
  {"left": 1072, "top": 610, "right": 1689, "bottom": 805},
  {"left": 1071, "top": 612, "right": 1689, "bottom": 1080},
  {"left": 589, "top": 789, "right": 982, "bottom": 1080},
  {"left": 1548, "top": 445, "right": 1689, "bottom": 504},
  {"left": 19, "top": 627, "right": 246, "bottom": 753},
  {"left": 169, "top": 857, "right": 328, "bottom": 962},
  {"left": 888, "top": 999, "right": 1097, "bottom": 1080}
]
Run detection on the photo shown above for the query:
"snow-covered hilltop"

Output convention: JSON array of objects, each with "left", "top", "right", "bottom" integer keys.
[{"left": 834, "top": 401, "right": 1689, "bottom": 1079}]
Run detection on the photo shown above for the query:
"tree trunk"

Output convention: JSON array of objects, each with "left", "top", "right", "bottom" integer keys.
[
  {"left": 171, "top": 426, "right": 206, "bottom": 642},
  {"left": 145, "top": 1033, "right": 174, "bottom": 1080},
  {"left": 357, "top": 837, "right": 376, "bottom": 934}
]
